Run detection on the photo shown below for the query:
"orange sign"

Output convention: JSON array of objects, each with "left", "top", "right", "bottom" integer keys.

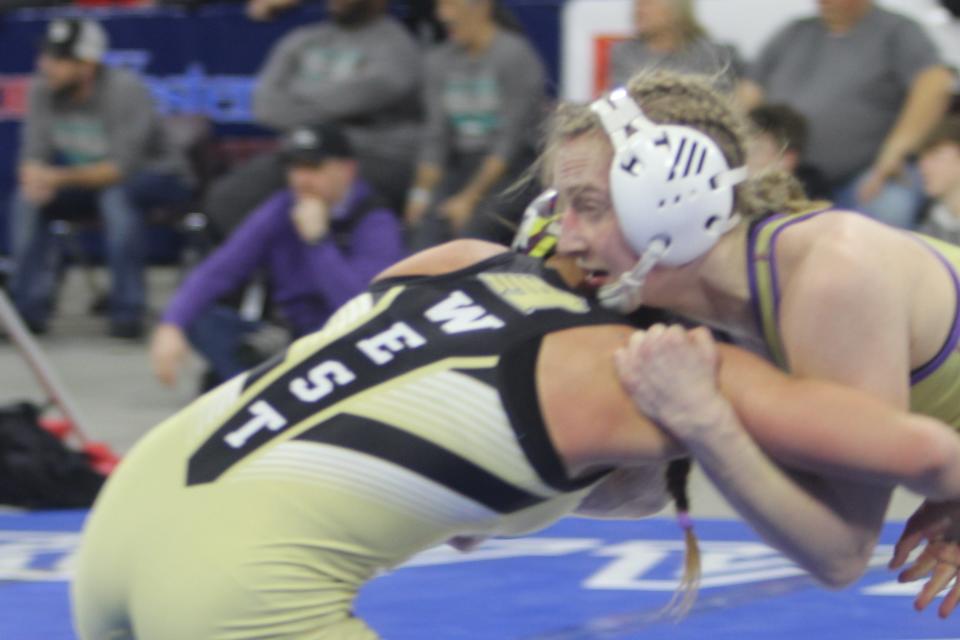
[{"left": 592, "top": 35, "right": 629, "bottom": 97}]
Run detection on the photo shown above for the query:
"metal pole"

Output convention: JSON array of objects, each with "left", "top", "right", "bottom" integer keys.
[{"left": 0, "top": 288, "right": 91, "bottom": 445}]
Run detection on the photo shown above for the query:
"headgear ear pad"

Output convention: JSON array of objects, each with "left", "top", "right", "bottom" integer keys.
[
  {"left": 511, "top": 189, "right": 560, "bottom": 258},
  {"left": 592, "top": 89, "right": 746, "bottom": 267}
]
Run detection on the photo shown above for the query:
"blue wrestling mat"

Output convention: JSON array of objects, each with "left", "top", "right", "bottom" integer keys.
[{"left": 0, "top": 511, "right": 954, "bottom": 640}]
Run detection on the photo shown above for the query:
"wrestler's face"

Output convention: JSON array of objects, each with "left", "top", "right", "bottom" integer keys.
[
  {"left": 553, "top": 132, "right": 638, "bottom": 292},
  {"left": 919, "top": 141, "right": 960, "bottom": 200}
]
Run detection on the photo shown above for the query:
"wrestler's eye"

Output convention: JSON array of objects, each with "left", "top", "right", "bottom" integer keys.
[{"left": 571, "top": 195, "right": 611, "bottom": 221}]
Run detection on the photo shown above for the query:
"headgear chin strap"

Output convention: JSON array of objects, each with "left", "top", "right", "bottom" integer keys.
[
  {"left": 589, "top": 87, "right": 747, "bottom": 311},
  {"left": 597, "top": 238, "right": 668, "bottom": 313}
]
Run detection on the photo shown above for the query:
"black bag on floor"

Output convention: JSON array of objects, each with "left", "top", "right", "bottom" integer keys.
[{"left": 0, "top": 402, "right": 106, "bottom": 508}]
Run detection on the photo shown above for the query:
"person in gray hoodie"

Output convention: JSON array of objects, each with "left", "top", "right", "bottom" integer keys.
[{"left": 9, "top": 17, "right": 193, "bottom": 339}]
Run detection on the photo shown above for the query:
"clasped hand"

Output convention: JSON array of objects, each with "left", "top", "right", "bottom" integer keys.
[{"left": 614, "top": 324, "right": 726, "bottom": 439}]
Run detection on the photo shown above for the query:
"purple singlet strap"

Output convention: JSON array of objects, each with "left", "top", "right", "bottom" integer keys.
[{"left": 910, "top": 244, "right": 960, "bottom": 385}]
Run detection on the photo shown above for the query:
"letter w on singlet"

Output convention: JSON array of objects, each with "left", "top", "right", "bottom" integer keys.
[{"left": 425, "top": 290, "right": 505, "bottom": 334}]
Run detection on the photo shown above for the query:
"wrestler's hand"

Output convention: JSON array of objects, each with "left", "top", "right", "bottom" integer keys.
[
  {"left": 614, "top": 324, "right": 727, "bottom": 441},
  {"left": 890, "top": 499, "right": 960, "bottom": 618}
]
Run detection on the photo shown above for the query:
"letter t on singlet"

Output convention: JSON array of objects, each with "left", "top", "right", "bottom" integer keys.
[{"left": 224, "top": 400, "right": 288, "bottom": 449}]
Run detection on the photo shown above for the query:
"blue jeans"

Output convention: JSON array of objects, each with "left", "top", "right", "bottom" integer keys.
[
  {"left": 831, "top": 164, "right": 924, "bottom": 230},
  {"left": 8, "top": 171, "right": 191, "bottom": 328},
  {"left": 186, "top": 305, "right": 261, "bottom": 383}
]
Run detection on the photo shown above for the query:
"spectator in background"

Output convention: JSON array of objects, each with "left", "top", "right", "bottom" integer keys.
[
  {"left": 203, "top": 0, "right": 421, "bottom": 231},
  {"left": 9, "top": 17, "right": 193, "bottom": 339},
  {"left": 606, "top": 0, "right": 745, "bottom": 93},
  {"left": 737, "top": 0, "right": 955, "bottom": 229},
  {"left": 745, "top": 103, "right": 831, "bottom": 201},
  {"left": 150, "top": 123, "right": 404, "bottom": 389},
  {"left": 245, "top": 0, "right": 300, "bottom": 21},
  {"left": 405, "top": 0, "right": 546, "bottom": 251},
  {"left": 918, "top": 114, "right": 960, "bottom": 244}
]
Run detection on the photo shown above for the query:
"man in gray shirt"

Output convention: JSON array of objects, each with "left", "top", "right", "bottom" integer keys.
[
  {"left": 204, "top": 0, "right": 421, "bottom": 228},
  {"left": 737, "top": 0, "right": 955, "bottom": 229},
  {"left": 10, "top": 18, "right": 192, "bottom": 338}
]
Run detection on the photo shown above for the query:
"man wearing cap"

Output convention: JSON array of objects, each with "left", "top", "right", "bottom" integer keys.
[
  {"left": 9, "top": 17, "right": 193, "bottom": 339},
  {"left": 202, "top": 0, "right": 421, "bottom": 232},
  {"left": 150, "top": 123, "right": 405, "bottom": 389}
]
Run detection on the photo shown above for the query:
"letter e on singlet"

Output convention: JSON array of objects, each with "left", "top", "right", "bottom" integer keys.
[{"left": 356, "top": 321, "right": 427, "bottom": 365}]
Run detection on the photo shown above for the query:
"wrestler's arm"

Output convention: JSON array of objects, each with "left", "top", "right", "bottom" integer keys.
[
  {"left": 718, "top": 344, "right": 960, "bottom": 499},
  {"left": 723, "top": 337, "right": 960, "bottom": 612},
  {"left": 537, "top": 324, "right": 683, "bottom": 475},
  {"left": 617, "top": 326, "right": 960, "bottom": 587}
]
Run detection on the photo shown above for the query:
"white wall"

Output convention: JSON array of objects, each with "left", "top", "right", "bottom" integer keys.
[{"left": 561, "top": 0, "right": 960, "bottom": 101}]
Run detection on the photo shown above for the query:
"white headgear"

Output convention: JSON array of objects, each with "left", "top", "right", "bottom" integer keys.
[
  {"left": 587, "top": 87, "right": 747, "bottom": 312},
  {"left": 590, "top": 87, "right": 747, "bottom": 267}
]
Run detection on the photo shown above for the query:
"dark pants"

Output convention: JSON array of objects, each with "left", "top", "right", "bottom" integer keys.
[
  {"left": 186, "top": 305, "right": 262, "bottom": 383},
  {"left": 9, "top": 172, "right": 192, "bottom": 328}
]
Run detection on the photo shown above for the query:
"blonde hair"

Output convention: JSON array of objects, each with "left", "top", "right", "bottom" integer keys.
[
  {"left": 662, "top": 457, "right": 701, "bottom": 619},
  {"left": 541, "top": 69, "right": 815, "bottom": 220}
]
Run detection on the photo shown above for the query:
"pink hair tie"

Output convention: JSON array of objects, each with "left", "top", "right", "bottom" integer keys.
[{"left": 677, "top": 511, "right": 694, "bottom": 531}]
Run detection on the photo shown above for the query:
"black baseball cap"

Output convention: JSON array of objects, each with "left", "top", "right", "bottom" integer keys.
[
  {"left": 41, "top": 18, "right": 108, "bottom": 63},
  {"left": 280, "top": 124, "right": 354, "bottom": 166}
]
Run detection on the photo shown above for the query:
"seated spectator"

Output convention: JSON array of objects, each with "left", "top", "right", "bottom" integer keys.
[
  {"left": 245, "top": 0, "right": 300, "bottom": 20},
  {"left": 607, "top": 0, "right": 745, "bottom": 92},
  {"left": 9, "top": 17, "right": 193, "bottom": 339},
  {"left": 150, "top": 123, "right": 405, "bottom": 389},
  {"left": 243, "top": 0, "right": 444, "bottom": 43},
  {"left": 204, "top": 0, "right": 422, "bottom": 228},
  {"left": 918, "top": 114, "right": 960, "bottom": 244},
  {"left": 745, "top": 103, "right": 831, "bottom": 201},
  {"left": 737, "top": 0, "right": 955, "bottom": 229},
  {"left": 404, "top": 0, "right": 546, "bottom": 251}
]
